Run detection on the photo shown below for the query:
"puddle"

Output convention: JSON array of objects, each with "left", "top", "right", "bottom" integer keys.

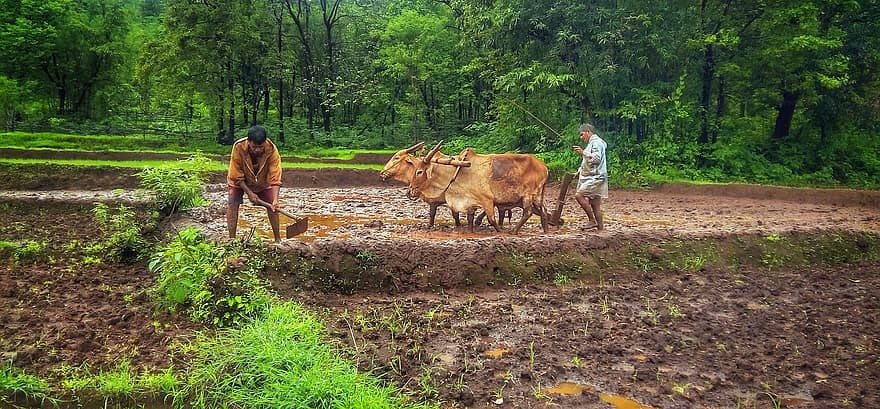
[
  {"left": 239, "top": 209, "right": 382, "bottom": 242},
  {"left": 542, "top": 382, "right": 594, "bottom": 395},
  {"left": 599, "top": 393, "right": 654, "bottom": 409},
  {"left": 483, "top": 347, "right": 509, "bottom": 358},
  {"left": 542, "top": 382, "right": 653, "bottom": 409}
]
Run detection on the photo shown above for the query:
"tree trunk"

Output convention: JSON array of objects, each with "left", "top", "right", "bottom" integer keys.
[
  {"left": 772, "top": 90, "right": 798, "bottom": 139},
  {"left": 275, "top": 7, "right": 285, "bottom": 144},
  {"left": 228, "top": 64, "right": 236, "bottom": 142},
  {"left": 699, "top": 44, "right": 714, "bottom": 145}
]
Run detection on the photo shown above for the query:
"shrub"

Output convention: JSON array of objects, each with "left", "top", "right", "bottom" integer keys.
[
  {"left": 149, "top": 227, "right": 273, "bottom": 327},
  {"left": 137, "top": 153, "right": 212, "bottom": 216},
  {"left": 88, "top": 203, "right": 153, "bottom": 263}
]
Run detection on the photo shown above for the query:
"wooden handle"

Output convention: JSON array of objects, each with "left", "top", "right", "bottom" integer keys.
[
  {"left": 276, "top": 208, "right": 300, "bottom": 221},
  {"left": 431, "top": 157, "right": 471, "bottom": 167},
  {"left": 252, "top": 198, "right": 301, "bottom": 220}
]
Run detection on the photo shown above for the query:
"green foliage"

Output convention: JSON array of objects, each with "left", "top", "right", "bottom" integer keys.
[
  {"left": 148, "top": 227, "right": 273, "bottom": 327},
  {"left": 2, "top": 0, "right": 879, "bottom": 190},
  {"left": 88, "top": 203, "right": 153, "bottom": 263},
  {"left": 1, "top": 240, "right": 49, "bottom": 264},
  {"left": 137, "top": 153, "right": 212, "bottom": 215},
  {"left": 0, "top": 365, "right": 56, "bottom": 407},
  {"left": 149, "top": 227, "right": 224, "bottom": 311},
  {"left": 178, "top": 302, "right": 428, "bottom": 409}
]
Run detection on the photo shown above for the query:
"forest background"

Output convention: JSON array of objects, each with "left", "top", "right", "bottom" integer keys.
[{"left": 1, "top": 0, "right": 878, "bottom": 188}]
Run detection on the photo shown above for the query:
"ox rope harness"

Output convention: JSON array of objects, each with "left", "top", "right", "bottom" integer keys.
[{"left": 440, "top": 150, "right": 469, "bottom": 194}]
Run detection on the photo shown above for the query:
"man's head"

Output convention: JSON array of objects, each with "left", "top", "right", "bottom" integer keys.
[
  {"left": 246, "top": 125, "right": 269, "bottom": 154},
  {"left": 579, "top": 123, "right": 595, "bottom": 141}
]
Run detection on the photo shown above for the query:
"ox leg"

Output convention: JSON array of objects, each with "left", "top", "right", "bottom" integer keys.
[
  {"left": 474, "top": 210, "right": 486, "bottom": 226},
  {"left": 466, "top": 211, "right": 476, "bottom": 232},
  {"left": 428, "top": 203, "right": 439, "bottom": 227},
  {"left": 483, "top": 206, "right": 501, "bottom": 232},
  {"left": 451, "top": 209, "right": 462, "bottom": 227},
  {"left": 536, "top": 203, "right": 549, "bottom": 233},
  {"left": 511, "top": 202, "right": 531, "bottom": 235}
]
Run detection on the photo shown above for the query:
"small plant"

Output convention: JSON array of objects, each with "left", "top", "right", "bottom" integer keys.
[
  {"left": 553, "top": 273, "right": 571, "bottom": 286},
  {"left": 89, "top": 203, "right": 152, "bottom": 263},
  {"left": 11, "top": 240, "right": 47, "bottom": 263},
  {"left": 639, "top": 300, "right": 660, "bottom": 325},
  {"left": 137, "top": 153, "right": 212, "bottom": 216},
  {"left": 356, "top": 249, "right": 379, "bottom": 270},
  {"left": 150, "top": 227, "right": 274, "bottom": 327},
  {"left": 682, "top": 254, "right": 705, "bottom": 272},
  {"left": 149, "top": 227, "right": 222, "bottom": 311},
  {"left": 599, "top": 294, "right": 611, "bottom": 315},
  {"left": 671, "top": 382, "right": 692, "bottom": 398},
  {"left": 528, "top": 342, "right": 536, "bottom": 370},
  {"left": 667, "top": 303, "right": 684, "bottom": 319},
  {"left": 765, "top": 233, "right": 783, "bottom": 242}
]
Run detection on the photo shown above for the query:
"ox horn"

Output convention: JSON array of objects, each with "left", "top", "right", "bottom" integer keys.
[
  {"left": 404, "top": 142, "right": 425, "bottom": 154},
  {"left": 423, "top": 140, "right": 444, "bottom": 164}
]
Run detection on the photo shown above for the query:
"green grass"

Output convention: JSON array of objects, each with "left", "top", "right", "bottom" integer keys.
[
  {"left": 0, "top": 131, "right": 394, "bottom": 160},
  {"left": 0, "top": 366, "right": 57, "bottom": 406},
  {"left": 179, "top": 302, "right": 432, "bottom": 409},
  {"left": 0, "top": 158, "right": 383, "bottom": 171}
]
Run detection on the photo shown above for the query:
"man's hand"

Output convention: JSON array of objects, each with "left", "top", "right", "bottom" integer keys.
[{"left": 246, "top": 192, "right": 260, "bottom": 205}]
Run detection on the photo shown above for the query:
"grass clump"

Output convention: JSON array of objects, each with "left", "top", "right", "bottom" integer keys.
[
  {"left": 178, "top": 302, "right": 430, "bottom": 409},
  {"left": 0, "top": 366, "right": 57, "bottom": 407}
]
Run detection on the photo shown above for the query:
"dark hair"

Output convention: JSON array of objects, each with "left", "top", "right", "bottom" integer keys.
[{"left": 246, "top": 125, "right": 268, "bottom": 144}]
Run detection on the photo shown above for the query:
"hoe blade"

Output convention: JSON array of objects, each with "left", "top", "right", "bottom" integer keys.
[{"left": 285, "top": 217, "right": 309, "bottom": 238}]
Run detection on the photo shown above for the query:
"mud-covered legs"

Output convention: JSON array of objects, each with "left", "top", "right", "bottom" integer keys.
[
  {"left": 227, "top": 202, "right": 241, "bottom": 239},
  {"left": 227, "top": 202, "right": 282, "bottom": 242},
  {"left": 574, "top": 192, "right": 604, "bottom": 230}
]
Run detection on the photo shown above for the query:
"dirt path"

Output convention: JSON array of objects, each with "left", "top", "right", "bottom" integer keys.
[{"left": 1, "top": 168, "right": 879, "bottom": 408}]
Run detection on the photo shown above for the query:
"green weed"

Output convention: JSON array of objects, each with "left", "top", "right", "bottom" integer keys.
[
  {"left": 89, "top": 203, "right": 152, "bottom": 263},
  {"left": 137, "top": 153, "right": 212, "bottom": 215},
  {"left": 0, "top": 366, "right": 57, "bottom": 407},
  {"left": 177, "top": 302, "right": 427, "bottom": 408}
]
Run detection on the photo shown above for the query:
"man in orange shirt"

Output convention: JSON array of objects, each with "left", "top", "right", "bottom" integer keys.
[{"left": 226, "top": 125, "right": 283, "bottom": 242}]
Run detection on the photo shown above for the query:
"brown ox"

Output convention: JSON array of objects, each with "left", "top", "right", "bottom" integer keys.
[
  {"left": 408, "top": 142, "right": 549, "bottom": 234},
  {"left": 379, "top": 142, "right": 463, "bottom": 227}
]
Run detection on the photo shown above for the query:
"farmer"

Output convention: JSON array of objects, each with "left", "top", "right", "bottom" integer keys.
[
  {"left": 226, "top": 125, "right": 284, "bottom": 242},
  {"left": 572, "top": 123, "right": 608, "bottom": 231}
]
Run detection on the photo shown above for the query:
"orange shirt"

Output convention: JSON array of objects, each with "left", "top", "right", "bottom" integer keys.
[{"left": 226, "top": 137, "right": 282, "bottom": 191}]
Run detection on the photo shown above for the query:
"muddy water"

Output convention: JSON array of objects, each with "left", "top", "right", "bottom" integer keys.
[{"left": 541, "top": 382, "right": 654, "bottom": 408}]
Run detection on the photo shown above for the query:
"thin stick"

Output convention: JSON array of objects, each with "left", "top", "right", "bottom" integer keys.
[{"left": 511, "top": 100, "right": 563, "bottom": 138}]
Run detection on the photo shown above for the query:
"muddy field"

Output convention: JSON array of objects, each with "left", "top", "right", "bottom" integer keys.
[{"left": 1, "top": 160, "right": 880, "bottom": 409}]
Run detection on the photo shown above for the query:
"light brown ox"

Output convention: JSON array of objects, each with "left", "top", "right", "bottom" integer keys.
[
  {"left": 379, "top": 142, "right": 515, "bottom": 228},
  {"left": 379, "top": 142, "right": 464, "bottom": 227},
  {"left": 408, "top": 142, "right": 549, "bottom": 234}
]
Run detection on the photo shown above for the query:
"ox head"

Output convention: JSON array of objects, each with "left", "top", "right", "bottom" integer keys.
[
  {"left": 408, "top": 141, "right": 444, "bottom": 197},
  {"left": 379, "top": 142, "right": 424, "bottom": 181}
]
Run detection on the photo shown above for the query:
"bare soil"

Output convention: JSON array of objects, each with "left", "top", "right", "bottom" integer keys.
[{"left": 1, "top": 157, "right": 879, "bottom": 409}]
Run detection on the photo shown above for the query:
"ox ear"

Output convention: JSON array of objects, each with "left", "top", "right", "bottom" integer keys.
[
  {"left": 404, "top": 141, "right": 425, "bottom": 154},
  {"left": 423, "top": 140, "right": 444, "bottom": 163}
]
